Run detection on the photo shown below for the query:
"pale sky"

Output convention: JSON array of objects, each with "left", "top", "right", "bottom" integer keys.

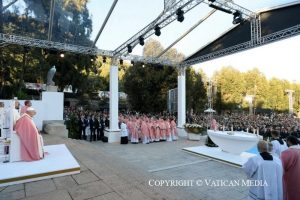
[{"left": 86, "top": 0, "right": 300, "bottom": 82}]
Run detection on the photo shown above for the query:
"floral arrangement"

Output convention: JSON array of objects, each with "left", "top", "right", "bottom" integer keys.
[{"left": 184, "top": 123, "right": 206, "bottom": 135}]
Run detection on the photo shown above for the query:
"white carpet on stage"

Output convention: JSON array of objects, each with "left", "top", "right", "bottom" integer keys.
[
  {"left": 183, "top": 146, "right": 256, "bottom": 167},
  {"left": 0, "top": 144, "right": 80, "bottom": 187}
]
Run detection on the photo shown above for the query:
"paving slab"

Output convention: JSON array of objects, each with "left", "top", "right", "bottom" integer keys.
[
  {"left": 68, "top": 181, "right": 112, "bottom": 200},
  {"left": 90, "top": 192, "right": 124, "bottom": 200},
  {"left": 53, "top": 175, "right": 78, "bottom": 189},
  {"left": 25, "top": 179, "right": 56, "bottom": 197},
  {"left": 0, "top": 184, "right": 24, "bottom": 193},
  {"left": 72, "top": 170, "right": 99, "bottom": 185},
  {"left": 22, "top": 189, "right": 72, "bottom": 200},
  {"left": 0, "top": 189, "right": 25, "bottom": 200}
]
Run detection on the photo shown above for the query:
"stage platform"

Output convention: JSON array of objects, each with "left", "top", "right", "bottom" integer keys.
[
  {"left": 183, "top": 146, "right": 256, "bottom": 167},
  {"left": 0, "top": 144, "right": 80, "bottom": 187}
]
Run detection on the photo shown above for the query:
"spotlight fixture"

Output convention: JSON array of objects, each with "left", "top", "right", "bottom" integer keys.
[
  {"left": 208, "top": 0, "right": 216, "bottom": 2},
  {"left": 127, "top": 44, "right": 132, "bottom": 53},
  {"left": 176, "top": 8, "right": 184, "bottom": 22},
  {"left": 232, "top": 11, "right": 244, "bottom": 24},
  {"left": 131, "top": 60, "right": 134, "bottom": 65},
  {"left": 90, "top": 56, "right": 94, "bottom": 62},
  {"left": 154, "top": 25, "right": 161, "bottom": 36},
  {"left": 60, "top": 53, "right": 65, "bottom": 58},
  {"left": 139, "top": 36, "right": 145, "bottom": 46},
  {"left": 102, "top": 56, "right": 106, "bottom": 63},
  {"left": 120, "top": 59, "right": 123, "bottom": 65},
  {"left": 209, "top": 4, "right": 232, "bottom": 14}
]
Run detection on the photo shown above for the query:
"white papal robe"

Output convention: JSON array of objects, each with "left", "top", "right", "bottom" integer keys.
[{"left": 243, "top": 155, "right": 283, "bottom": 200}]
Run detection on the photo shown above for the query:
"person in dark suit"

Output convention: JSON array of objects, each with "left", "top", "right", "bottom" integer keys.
[
  {"left": 89, "top": 115, "right": 96, "bottom": 142},
  {"left": 78, "top": 114, "right": 88, "bottom": 140},
  {"left": 99, "top": 115, "right": 105, "bottom": 140},
  {"left": 104, "top": 115, "right": 109, "bottom": 128},
  {"left": 94, "top": 115, "right": 100, "bottom": 141}
]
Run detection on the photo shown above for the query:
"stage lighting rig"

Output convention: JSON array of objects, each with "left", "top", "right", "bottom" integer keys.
[
  {"left": 232, "top": 11, "right": 244, "bottom": 24},
  {"left": 154, "top": 25, "right": 161, "bottom": 36},
  {"left": 209, "top": 4, "right": 232, "bottom": 14},
  {"left": 139, "top": 36, "right": 145, "bottom": 46},
  {"left": 127, "top": 44, "right": 132, "bottom": 53},
  {"left": 176, "top": 8, "right": 184, "bottom": 22}
]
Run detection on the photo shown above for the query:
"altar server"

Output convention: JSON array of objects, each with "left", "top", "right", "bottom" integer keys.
[{"left": 243, "top": 140, "right": 283, "bottom": 200}]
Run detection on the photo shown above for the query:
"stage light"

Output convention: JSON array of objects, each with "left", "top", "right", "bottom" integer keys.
[
  {"left": 131, "top": 60, "right": 134, "bottom": 65},
  {"left": 90, "top": 56, "right": 94, "bottom": 62},
  {"left": 232, "top": 11, "right": 244, "bottom": 24},
  {"left": 127, "top": 44, "right": 132, "bottom": 53},
  {"left": 120, "top": 59, "right": 123, "bottom": 65},
  {"left": 139, "top": 36, "right": 145, "bottom": 46},
  {"left": 102, "top": 56, "right": 106, "bottom": 63},
  {"left": 208, "top": 0, "right": 216, "bottom": 2},
  {"left": 209, "top": 4, "right": 232, "bottom": 14},
  {"left": 176, "top": 8, "right": 184, "bottom": 22},
  {"left": 60, "top": 53, "right": 65, "bottom": 58},
  {"left": 154, "top": 25, "right": 161, "bottom": 36}
]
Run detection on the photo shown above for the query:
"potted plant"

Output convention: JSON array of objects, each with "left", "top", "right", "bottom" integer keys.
[{"left": 184, "top": 124, "right": 207, "bottom": 141}]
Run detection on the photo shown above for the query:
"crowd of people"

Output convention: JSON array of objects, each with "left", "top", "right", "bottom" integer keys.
[
  {"left": 64, "top": 107, "right": 178, "bottom": 144},
  {"left": 189, "top": 112, "right": 300, "bottom": 139}
]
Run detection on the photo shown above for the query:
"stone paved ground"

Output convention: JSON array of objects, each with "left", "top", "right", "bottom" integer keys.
[{"left": 0, "top": 134, "right": 250, "bottom": 200}]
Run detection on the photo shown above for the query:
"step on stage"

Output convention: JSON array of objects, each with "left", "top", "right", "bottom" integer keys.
[
  {"left": 0, "top": 144, "right": 80, "bottom": 187},
  {"left": 183, "top": 146, "right": 256, "bottom": 167}
]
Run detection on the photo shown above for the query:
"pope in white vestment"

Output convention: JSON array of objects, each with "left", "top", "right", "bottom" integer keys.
[{"left": 243, "top": 140, "right": 283, "bottom": 200}]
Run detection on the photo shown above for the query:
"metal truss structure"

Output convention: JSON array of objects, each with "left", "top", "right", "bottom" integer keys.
[
  {"left": 0, "top": 33, "right": 113, "bottom": 56},
  {"left": 113, "top": 0, "right": 256, "bottom": 57},
  {"left": 250, "top": 15, "right": 261, "bottom": 46},
  {"left": 205, "top": 0, "right": 255, "bottom": 18},
  {"left": 113, "top": 0, "right": 205, "bottom": 56},
  {"left": 181, "top": 23, "right": 300, "bottom": 66},
  {"left": 2, "top": 0, "right": 298, "bottom": 69},
  {"left": 0, "top": 33, "right": 178, "bottom": 66}
]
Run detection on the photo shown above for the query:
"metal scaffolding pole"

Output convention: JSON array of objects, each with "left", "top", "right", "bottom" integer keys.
[
  {"left": 2, "top": 0, "right": 19, "bottom": 12},
  {"left": 47, "top": 0, "right": 55, "bottom": 41},
  {"left": 92, "top": 0, "right": 118, "bottom": 47}
]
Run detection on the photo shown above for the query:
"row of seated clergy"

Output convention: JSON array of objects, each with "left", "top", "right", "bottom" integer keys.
[{"left": 10, "top": 106, "right": 44, "bottom": 162}]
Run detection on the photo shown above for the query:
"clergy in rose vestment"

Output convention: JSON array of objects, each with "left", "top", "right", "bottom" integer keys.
[
  {"left": 141, "top": 120, "right": 149, "bottom": 144},
  {"left": 170, "top": 118, "right": 178, "bottom": 140},
  {"left": 281, "top": 136, "right": 300, "bottom": 200},
  {"left": 165, "top": 119, "right": 172, "bottom": 142},
  {"left": 15, "top": 107, "right": 44, "bottom": 161},
  {"left": 20, "top": 100, "right": 32, "bottom": 115},
  {"left": 159, "top": 119, "right": 166, "bottom": 140},
  {"left": 147, "top": 119, "right": 154, "bottom": 143},
  {"left": 210, "top": 118, "right": 217, "bottom": 131},
  {"left": 243, "top": 140, "right": 283, "bottom": 200}
]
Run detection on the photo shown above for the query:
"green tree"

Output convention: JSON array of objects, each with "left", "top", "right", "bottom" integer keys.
[
  {"left": 243, "top": 68, "right": 269, "bottom": 109},
  {"left": 213, "top": 66, "right": 245, "bottom": 110},
  {"left": 266, "top": 78, "right": 287, "bottom": 111}
]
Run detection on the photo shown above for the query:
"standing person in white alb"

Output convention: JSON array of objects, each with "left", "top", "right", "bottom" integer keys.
[
  {"left": 120, "top": 120, "right": 128, "bottom": 144},
  {"left": 271, "top": 130, "right": 288, "bottom": 158},
  {"left": 243, "top": 140, "right": 283, "bottom": 200}
]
